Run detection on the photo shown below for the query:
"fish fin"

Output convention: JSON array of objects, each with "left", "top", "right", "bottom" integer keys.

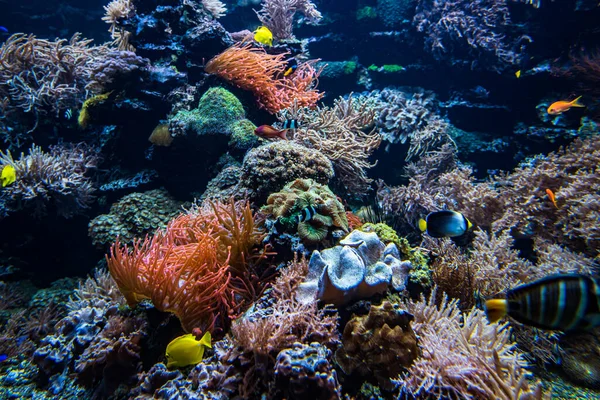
[
  {"left": 199, "top": 331, "right": 212, "bottom": 348},
  {"left": 280, "top": 130, "right": 288, "bottom": 140},
  {"left": 570, "top": 96, "right": 585, "bottom": 107},
  {"left": 466, "top": 218, "right": 473, "bottom": 230},
  {"left": 484, "top": 299, "right": 508, "bottom": 323},
  {"left": 418, "top": 219, "right": 427, "bottom": 232}
]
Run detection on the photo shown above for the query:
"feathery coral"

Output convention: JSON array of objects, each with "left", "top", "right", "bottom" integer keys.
[{"left": 205, "top": 43, "right": 323, "bottom": 113}]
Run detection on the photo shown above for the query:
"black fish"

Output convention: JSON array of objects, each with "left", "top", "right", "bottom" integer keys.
[
  {"left": 485, "top": 274, "right": 600, "bottom": 331},
  {"left": 283, "top": 59, "right": 298, "bottom": 77},
  {"left": 418, "top": 210, "right": 472, "bottom": 238},
  {"left": 296, "top": 205, "right": 316, "bottom": 223}
]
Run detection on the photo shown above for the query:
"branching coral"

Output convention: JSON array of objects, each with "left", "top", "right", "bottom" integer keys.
[
  {"left": 291, "top": 95, "right": 382, "bottom": 197},
  {"left": 413, "top": 0, "right": 530, "bottom": 71},
  {"left": 255, "top": 0, "right": 323, "bottom": 40},
  {"left": 107, "top": 199, "right": 269, "bottom": 333},
  {"left": 102, "top": 0, "right": 135, "bottom": 50},
  {"left": 204, "top": 43, "right": 323, "bottom": 113},
  {"left": 0, "top": 143, "right": 98, "bottom": 218},
  {"left": 202, "top": 0, "right": 227, "bottom": 19},
  {"left": 396, "top": 290, "right": 546, "bottom": 399},
  {"left": 230, "top": 255, "right": 339, "bottom": 396}
]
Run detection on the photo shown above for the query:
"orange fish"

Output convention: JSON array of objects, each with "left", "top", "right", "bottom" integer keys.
[
  {"left": 545, "top": 188, "right": 558, "bottom": 209},
  {"left": 254, "top": 125, "right": 288, "bottom": 140},
  {"left": 547, "top": 96, "right": 585, "bottom": 115}
]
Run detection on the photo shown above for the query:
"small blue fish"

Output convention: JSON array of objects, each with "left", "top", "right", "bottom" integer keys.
[
  {"left": 0, "top": 27, "right": 8, "bottom": 34},
  {"left": 65, "top": 109, "right": 73, "bottom": 120},
  {"left": 0, "top": 354, "right": 8, "bottom": 362}
]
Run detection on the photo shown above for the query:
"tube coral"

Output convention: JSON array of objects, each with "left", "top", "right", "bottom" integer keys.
[{"left": 204, "top": 43, "right": 323, "bottom": 113}]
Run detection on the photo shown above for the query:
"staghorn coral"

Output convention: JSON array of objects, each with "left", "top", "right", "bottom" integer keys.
[
  {"left": 240, "top": 142, "right": 334, "bottom": 202},
  {"left": 275, "top": 342, "right": 341, "bottom": 400},
  {"left": 107, "top": 199, "right": 269, "bottom": 333},
  {"left": 296, "top": 229, "right": 411, "bottom": 306},
  {"left": 205, "top": 43, "right": 323, "bottom": 113},
  {"left": 0, "top": 143, "right": 98, "bottom": 219},
  {"left": 255, "top": 0, "right": 323, "bottom": 40},
  {"left": 291, "top": 95, "right": 382, "bottom": 197},
  {"left": 395, "top": 290, "right": 546, "bottom": 399},
  {"left": 334, "top": 301, "right": 419, "bottom": 391},
  {"left": 88, "top": 188, "right": 187, "bottom": 248},
  {"left": 262, "top": 178, "right": 348, "bottom": 244}
]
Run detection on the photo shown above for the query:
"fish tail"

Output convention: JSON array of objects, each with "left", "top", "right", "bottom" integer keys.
[
  {"left": 280, "top": 129, "right": 288, "bottom": 140},
  {"left": 418, "top": 219, "right": 427, "bottom": 232},
  {"left": 571, "top": 96, "right": 585, "bottom": 107},
  {"left": 484, "top": 299, "right": 508, "bottom": 323},
  {"left": 200, "top": 332, "right": 212, "bottom": 348}
]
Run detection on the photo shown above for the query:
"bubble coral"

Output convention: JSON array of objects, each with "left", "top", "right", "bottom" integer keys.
[{"left": 334, "top": 301, "right": 419, "bottom": 390}]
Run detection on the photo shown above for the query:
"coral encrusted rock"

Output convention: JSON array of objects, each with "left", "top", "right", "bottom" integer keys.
[
  {"left": 240, "top": 142, "right": 334, "bottom": 202},
  {"left": 275, "top": 342, "right": 342, "bottom": 400},
  {"left": 296, "top": 230, "right": 411, "bottom": 305},
  {"left": 334, "top": 301, "right": 419, "bottom": 390}
]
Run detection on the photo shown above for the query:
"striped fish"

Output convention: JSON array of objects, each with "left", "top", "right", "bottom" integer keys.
[
  {"left": 296, "top": 206, "right": 317, "bottom": 223},
  {"left": 485, "top": 274, "right": 600, "bottom": 331}
]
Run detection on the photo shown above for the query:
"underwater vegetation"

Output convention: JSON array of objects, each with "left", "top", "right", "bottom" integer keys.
[{"left": 0, "top": 0, "right": 600, "bottom": 399}]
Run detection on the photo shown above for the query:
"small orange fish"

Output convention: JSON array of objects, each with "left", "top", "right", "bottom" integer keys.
[
  {"left": 545, "top": 188, "right": 558, "bottom": 209},
  {"left": 254, "top": 125, "right": 288, "bottom": 140},
  {"left": 547, "top": 96, "right": 585, "bottom": 115}
]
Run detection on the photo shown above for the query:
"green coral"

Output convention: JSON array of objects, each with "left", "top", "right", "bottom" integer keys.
[
  {"left": 356, "top": 6, "right": 377, "bottom": 20},
  {"left": 317, "top": 61, "right": 360, "bottom": 79},
  {"left": 88, "top": 189, "right": 188, "bottom": 248},
  {"left": 360, "top": 223, "right": 431, "bottom": 288},
  {"left": 368, "top": 64, "right": 405, "bottom": 73},
  {"left": 262, "top": 178, "right": 349, "bottom": 244},
  {"left": 170, "top": 87, "right": 257, "bottom": 152}
]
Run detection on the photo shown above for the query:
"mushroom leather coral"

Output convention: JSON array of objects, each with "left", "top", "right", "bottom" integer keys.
[{"left": 334, "top": 301, "right": 419, "bottom": 391}]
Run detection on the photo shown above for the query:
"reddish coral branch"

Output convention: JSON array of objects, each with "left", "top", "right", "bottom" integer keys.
[
  {"left": 106, "top": 199, "right": 271, "bottom": 333},
  {"left": 205, "top": 43, "right": 323, "bottom": 113}
]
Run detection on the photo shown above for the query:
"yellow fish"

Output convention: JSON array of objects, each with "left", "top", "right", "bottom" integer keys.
[
  {"left": 515, "top": 70, "right": 521, "bottom": 78},
  {"left": 254, "top": 26, "right": 273, "bottom": 47},
  {"left": 165, "top": 331, "right": 211, "bottom": 368},
  {"left": 547, "top": 96, "right": 585, "bottom": 115},
  {"left": 0, "top": 165, "right": 16, "bottom": 187}
]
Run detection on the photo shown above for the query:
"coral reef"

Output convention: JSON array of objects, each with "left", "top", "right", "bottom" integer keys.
[
  {"left": 240, "top": 142, "right": 334, "bottom": 201},
  {"left": 335, "top": 301, "right": 419, "bottom": 390},
  {"left": 0, "top": 144, "right": 98, "bottom": 219},
  {"left": 88, "top": 188, "right": 187, "bottom": 248},
  {"left": 262, "top": 178, "right": 348, "bottom": 244},
  {"left": 205, "top": 44, "right": 323, "bottom": 113},
  {"left": 107, "top": 199, "right": 268, "bottom": 333},
  {"left": 297, "top": 229, "right": 411, "bottom": 305},
  {"left": 275, "top": 342, "right": 342, "bottom": 400},
  {"left": 255, "top": 0, "right": 322, "bottom": 40}
]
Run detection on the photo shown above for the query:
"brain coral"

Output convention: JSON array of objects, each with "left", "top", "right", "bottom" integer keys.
[
  {"left": 262, "top": 178, "right": 348, "bottom": 244},
  {"left": 88, "top": 188, "right": 186, "bottom": 248},
  {"left": 296, "top": 229, "right": 411, "bottom": 305},
  {"left": 334, "top": 301, "right": 419, "bottom": 390},
  {"left": 240, "top": 142, "right": 334, "bottom": 202}
]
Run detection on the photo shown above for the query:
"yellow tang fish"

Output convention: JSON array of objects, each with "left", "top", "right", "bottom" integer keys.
[
  {"left": 0, "top": 165, "right": 16, "bottom": 187},
  {"left": 254, "top": 26, "right": 273, "bottom": 47},
  {"left": 165, "top": 331, "right": 211, "bottom": 368}
]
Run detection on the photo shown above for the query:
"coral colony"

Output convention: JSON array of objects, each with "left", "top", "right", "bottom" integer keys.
[{"left": 1, "top": 0, "right": 600, "bottom": 399}]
